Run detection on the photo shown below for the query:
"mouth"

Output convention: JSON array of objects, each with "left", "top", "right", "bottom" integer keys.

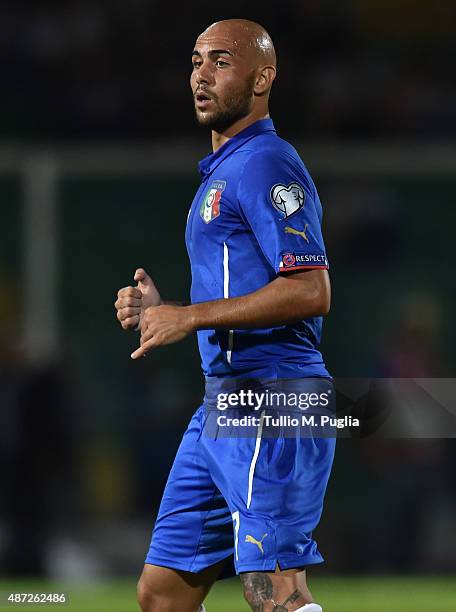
[{"left": 195, "top": 91, "right": 214, "bottom": 109}]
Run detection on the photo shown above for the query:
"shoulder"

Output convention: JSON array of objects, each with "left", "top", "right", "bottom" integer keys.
[
  {"left": 242, "top": 133, "right": 301, "bottom": 163},
  {"left": 236, "top": 134, "right": 315, "bottom": 192}
]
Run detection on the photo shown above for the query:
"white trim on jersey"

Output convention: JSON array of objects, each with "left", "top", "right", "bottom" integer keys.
[
  {"left": 247, "top": 411, "right": 265, "bottom": 509},
  {"left": 232, "top": 510, "right": 240, "bottom": 561},
  {"left": 223, "top": 241, "right": 234, "bottom": 364}
]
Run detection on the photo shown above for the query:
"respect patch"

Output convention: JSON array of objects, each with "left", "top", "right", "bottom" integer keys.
[{"left": 279, "top": 252, "right": 328, "bottom": 270}]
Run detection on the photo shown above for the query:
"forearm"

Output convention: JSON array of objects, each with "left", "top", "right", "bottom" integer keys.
[{"left": 186, "top": 270, "right": 330, "bottom": 331}]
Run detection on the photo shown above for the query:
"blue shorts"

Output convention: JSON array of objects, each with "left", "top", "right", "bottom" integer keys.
[{"left": 146, "top": 373, "right": 336, "bottom": 575}]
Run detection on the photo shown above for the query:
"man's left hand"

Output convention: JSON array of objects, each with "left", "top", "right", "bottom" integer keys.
[{"left": 131, "top": 305, "right": 195, "bottom": 359}]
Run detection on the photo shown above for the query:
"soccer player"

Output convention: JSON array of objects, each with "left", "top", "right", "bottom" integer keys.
[{"left": 115, "top": 19, "right": 334, "bottom": 612}]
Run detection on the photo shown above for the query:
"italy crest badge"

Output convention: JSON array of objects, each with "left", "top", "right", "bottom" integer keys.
[{"left": 200, "top": 180, "right": 226, "bottom": 223}]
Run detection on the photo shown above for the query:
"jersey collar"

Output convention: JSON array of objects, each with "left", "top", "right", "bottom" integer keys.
[{"left": 198, "top": 118, "right": 276, "bottom": 178}]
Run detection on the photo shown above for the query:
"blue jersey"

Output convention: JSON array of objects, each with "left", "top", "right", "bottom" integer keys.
[{"left": 185, "top": 118, "right": 330, "bottom": 377}]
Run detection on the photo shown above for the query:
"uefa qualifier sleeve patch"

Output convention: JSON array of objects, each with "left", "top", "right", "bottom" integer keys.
[{"left": 270, "top": 182, "right": 305, "bottom": 219}]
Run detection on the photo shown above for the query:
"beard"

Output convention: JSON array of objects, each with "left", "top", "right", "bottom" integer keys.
[{"left": 194, "top": 77, "right": 255, "bottom": 132}]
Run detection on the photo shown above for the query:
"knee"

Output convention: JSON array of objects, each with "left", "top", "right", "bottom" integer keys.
[{"left": 137, "top": 574, "right": 173, "bottom": 612}]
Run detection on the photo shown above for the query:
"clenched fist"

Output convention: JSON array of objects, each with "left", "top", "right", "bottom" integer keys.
[{"left": 115, "top": 268, "right": 162, "bottom": 330}]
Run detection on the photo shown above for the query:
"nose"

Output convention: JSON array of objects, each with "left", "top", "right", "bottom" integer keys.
[{"left": 195, "top": 62, "right": 214, "bottom": 87}]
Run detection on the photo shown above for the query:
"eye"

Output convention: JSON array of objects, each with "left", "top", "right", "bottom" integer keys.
[
  {"left": 216, "top": 60, "right": 229, "bottom": 68},
  {"left": 192, "top": 60, "right": 202, "bottom": 69}
]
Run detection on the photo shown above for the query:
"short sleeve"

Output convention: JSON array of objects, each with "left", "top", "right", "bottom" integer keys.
[{"left": 236, "top": 149, "right": 328, "bottom": 273}]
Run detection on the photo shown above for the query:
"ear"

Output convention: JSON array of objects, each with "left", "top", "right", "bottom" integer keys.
[{"left": 254, "top": 65, "right": 276, "bottom": 96}]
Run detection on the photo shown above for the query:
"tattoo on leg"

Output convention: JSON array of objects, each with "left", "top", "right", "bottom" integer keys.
[
  {"left": 242, "top": 575, "right": 303, "bottom": 612},
  {"left": 272, "top": 589, "right": 303, "bottom": 611},
  {"left": 241, "top": 573, "right": 273, "bottom": 611}
]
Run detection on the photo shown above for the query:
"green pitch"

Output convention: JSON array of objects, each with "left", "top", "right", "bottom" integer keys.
[{"left": 0, "top": 577, "right": 454, "bottom": 611}]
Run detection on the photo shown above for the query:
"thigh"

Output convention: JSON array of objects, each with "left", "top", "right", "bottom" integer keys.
[
  {"left": 138, "top": 561, "right": 224, "bottom": 611},
  {"left": 146, "top": 405, "right": 235, "bottom": 573}
]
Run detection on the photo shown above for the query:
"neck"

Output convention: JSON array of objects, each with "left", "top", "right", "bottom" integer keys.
[{"left": 211, "top": 110, "right": 270, "bottom": 152}]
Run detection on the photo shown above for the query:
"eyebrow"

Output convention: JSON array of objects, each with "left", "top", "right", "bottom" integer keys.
[{"left": 192, "top": 49, "right": 234, "bottom": 58}]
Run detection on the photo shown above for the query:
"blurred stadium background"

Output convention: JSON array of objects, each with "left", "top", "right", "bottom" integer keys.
[{"left": 0, "top": 1, "right": 455, "bottom": 610}]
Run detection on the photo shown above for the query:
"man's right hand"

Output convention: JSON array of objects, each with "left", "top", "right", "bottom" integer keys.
[{"left": 115, "top": 268, "right": 162, "bottom": 330}]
